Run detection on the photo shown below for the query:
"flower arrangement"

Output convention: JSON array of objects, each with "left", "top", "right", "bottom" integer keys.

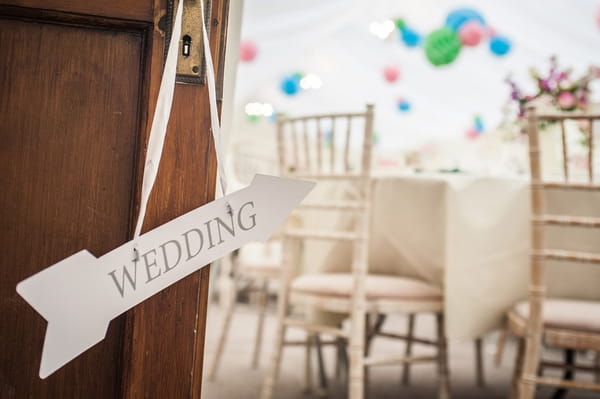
[{"left": 506, "top": 56, "right": 599, "bottom": 122}]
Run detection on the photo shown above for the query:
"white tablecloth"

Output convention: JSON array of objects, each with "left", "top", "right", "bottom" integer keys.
[{"left": 301, "top": 172, "right": 600, "bottom": 339}]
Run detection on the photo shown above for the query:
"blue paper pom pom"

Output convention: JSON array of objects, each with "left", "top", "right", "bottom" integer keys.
[
  {"left": 489, "top": 36, "right": 511, "bottom": 56},
  {"left": 445, "top": 8, "right": 486, "bottom": 31},
  {"left": 401, "top": 27, "right": 421, "bottom": 47},
  {"left": 398, "top": 100, "right": 411, "bottom": 112},
  {"left": 474, "top": 118, "right": 484, "bottom": 132},
  {"left": 280, "top": 76, "right": 300, "bottom": 95}
]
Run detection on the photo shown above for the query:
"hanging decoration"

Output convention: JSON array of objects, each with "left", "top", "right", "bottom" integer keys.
[
  {"left": 240, "top": 40, "right": 258, "bottom": 62},
  {"left": 280, "top": 74, "right": 301, "bottom": 96},
  {"left": 393, "top": 18, "right": 422, "bottom": 48},
  {"left": 458, "top": 21, "right": 485, "bottom": 46},
  {"left": 400, "top": 27, "right": 422, "bottom": 47},
  {"left": 391, "top": 8, "right": 512, "bottom": 66},
  {"left": 445, "top": 8, "right": 486, "bottom": 31},
  {"left": 489, "top": 35, "right": 512, "bottom": 56},
  {"left": 474, "top": 115, "right": 485, "bottom": 133},
  {"left": 465, "top": 114, "right": 485, "bottom": 139},
  {"left": 279, "top": 72, "right": 322, "bottom": 96},
  {"left": 383, "top": 65, "right": 401, "bottom": 83},
  {"left": 397, "top": 98, "right": 412, "bottom": 112},
  {"left": 465, "top": 128, "right": 479, "bottom": 140},
  {"left": 424, "top": 27, "right": 462, "bottom": 66}
]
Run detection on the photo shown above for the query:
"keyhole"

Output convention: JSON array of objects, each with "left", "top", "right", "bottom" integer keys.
[{"left": 182, "top": 35, "right": 192, "bottom": 57}]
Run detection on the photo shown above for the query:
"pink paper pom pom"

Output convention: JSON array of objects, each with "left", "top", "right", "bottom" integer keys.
[
  {"left": 240, "top": 40, "right": 258, "bottom": 62},
  {"left": 383, "top": 65, "right": 400, "bottom": 82},
  {"left": 465, "top": 128, "right": 479, "bottom": 140},
  {"left": 458, "top": 21, "right": 485, "bottom": 46}
]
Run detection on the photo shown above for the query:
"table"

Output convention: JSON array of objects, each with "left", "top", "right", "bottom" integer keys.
[{"left": 301, "top": 172, "right": 600, "bottom": 339}]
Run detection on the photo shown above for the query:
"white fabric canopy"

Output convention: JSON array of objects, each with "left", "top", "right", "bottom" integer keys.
[{"left": 230, "top": 0, "right": 600, "bottom": 152}]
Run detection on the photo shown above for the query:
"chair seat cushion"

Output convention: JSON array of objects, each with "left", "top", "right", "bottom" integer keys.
[
  {"left": 513, "top": 298, "right": 600, "bottom": 333},
  {"left": 291, "top": 273, "right": 442, "bottom": 301}
]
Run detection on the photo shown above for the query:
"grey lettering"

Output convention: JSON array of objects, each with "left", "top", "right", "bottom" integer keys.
[
  {"left": 238, "top": 201, "right": 257, "bottom": 231},
  {"left": 182, "top": 228, "right": 203, "bottom": 260},
  {"left": 108, "top": 259, "right": 138, "bottom": 298},
  {"left": 204, "top": 220, "right": 216, "bottom": 249},
  {"left": 215, "top": 214, "right": 235, "bottom": 244},
  {"left": 142, "top": 248, "right": 161, "bottom": 283},
  {"left": 160, "top": 239, "right": 182, "bottom": 273}
]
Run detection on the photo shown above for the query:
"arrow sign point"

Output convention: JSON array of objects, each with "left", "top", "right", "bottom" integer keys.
[{"left": 250, "top": 174, "right": 315, "bottom": 241}]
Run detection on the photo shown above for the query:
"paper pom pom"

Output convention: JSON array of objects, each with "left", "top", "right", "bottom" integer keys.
[
  {"left": 474, "top": 116, "right": 484, "bottom": 132},
  {"left": 246, "top": 114, "right": 260, "bottom": 123},
  {"left": 397, "top": 99, "right": 411, "bottom": 112},
  {"left": 489, "top": 36, "right": 511, "bottom": 56},
  {"left": 458, "top": 21, "right": 485, "bottom": 46},
  {"left": 240, "top": 40, "right": 258, "bottom": 62},
  {"left": 383, "top": 65, "right": 401, "bottom": 82},
  {"left": 401, "top": 27, "right": 422, "bottom": 47},
  {"left": 465, "top": 128, "right": 479, "bottom": 140},
  {"left": 424, "top": 27, "right": 462, "bottom": 66},
  {"left": 394, "top": 18, "right": 406, "bottom": 31},
  {"left": 445, "top": 8, "right": 486, "bottom": 31},
  {"left": 557, "top": 91, "right": 576, "bottom": 110},
  {"left": 280, "top": 75, "right": 300, "bottom": 96}
]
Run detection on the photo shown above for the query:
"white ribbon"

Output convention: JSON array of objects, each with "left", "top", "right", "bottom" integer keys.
[
  {"left": 200, "top": 0, "right": 229, "bottom": 198},
  {"left": 133, "top": 0, "right": 228, "bottom": 239}
]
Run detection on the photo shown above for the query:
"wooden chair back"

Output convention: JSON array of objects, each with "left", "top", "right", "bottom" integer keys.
[
  {"left": 521, "top": 106, "right": 600, "bottom": 397},
  {"left": 275, "top": 104, "right": 374, "bottom": 398},
  {"left": 276, "top": 105, "right": 375, "bottom": 178}
]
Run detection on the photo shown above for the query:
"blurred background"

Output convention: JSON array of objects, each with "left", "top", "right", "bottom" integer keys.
[{"left": 223, "top": 0, "right": 600, "bottom": 183}]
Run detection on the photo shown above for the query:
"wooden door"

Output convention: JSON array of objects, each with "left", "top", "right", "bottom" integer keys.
[{"left": 0, "top": 0, "right": 229, "bottom": 397}]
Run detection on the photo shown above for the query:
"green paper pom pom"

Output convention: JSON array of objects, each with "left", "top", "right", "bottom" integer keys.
[
  {"left": 424, "top": 27, "right": 462, "bottom": 66},
  {"left": 394, "top": 18, "right": 406, "bottom": 31}
]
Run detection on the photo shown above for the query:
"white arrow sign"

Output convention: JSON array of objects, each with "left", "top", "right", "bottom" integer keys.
[{"left": 16, "top": 174, "right": 314, "bottom": 379}]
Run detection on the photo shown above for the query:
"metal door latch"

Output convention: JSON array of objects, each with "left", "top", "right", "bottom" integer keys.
[{"left": 163, "top": 0, "right": 212, "bottom": 85}]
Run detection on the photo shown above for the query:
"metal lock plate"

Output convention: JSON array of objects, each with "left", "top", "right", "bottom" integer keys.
[{"left": 164, "top": 0, "right": 212, "bottom": 85}]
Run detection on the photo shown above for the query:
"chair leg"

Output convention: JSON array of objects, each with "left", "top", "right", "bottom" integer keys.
[
  {"left": 550, "top": 349, "right": 575, "bottom": 399},
  {"left": 259, "top": 318, "right": 287, "bottom": 399},
  {"left": 304, "top": 332, "right": 314, "bottom": 394},
  {"left": 208, "top": 270, "right": 237, "bottom": 381},
  {"left": 363, "top": 313, "right": 374, "bottom": 399},
  {"left": 251, "top": 280, "right": 269, "bottom": 369},
  {"left": 315, "top": 334, "right": 328, "bottom": 396},
  {"left": 519, "top": 322, "right": 543, "bottom": 398},
  {"left": 436, "top": 313, "right": 450, "bottom": 399},
  {"left": 336, "top": 336, "right": 349, "bottom": 382},
  {"left": 348, "top": 309, "right": 366, "bottom": 399},
  {"left": 335, "top": 336, "right": 344, "bottom": 380},
  {"left": 510, "top": 337, "right": 525, "bottom": 399},
  {"left": 401, "top": 314, "right": 415, "bottom": 386},
  {"left": 494, "top": 328, "right": 508, "bottom": 367},
  {"left": 475, "top": 337, "right": 485, "bottom": 387},
  {"left": 363, "top": 313, "right": 385, "bottom": 398},
  {"left": 260, "top": 256, "right": 292, "bottom": 399}
]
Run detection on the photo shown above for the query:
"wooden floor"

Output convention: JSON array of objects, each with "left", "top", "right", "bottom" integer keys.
[{"left": 202, "top": 299, "right": 599, "bottom": 399}]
